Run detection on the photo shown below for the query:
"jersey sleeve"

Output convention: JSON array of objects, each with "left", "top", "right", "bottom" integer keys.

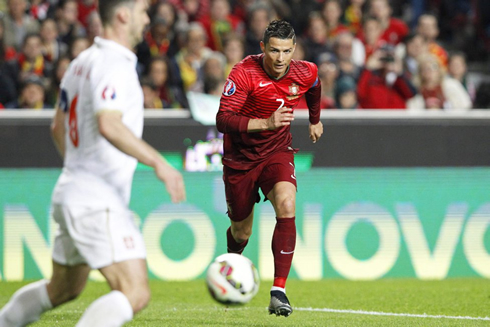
[
  {"left": 216, "top": 64, "right": 251, "bottom": 133},
  {"left": 305, "top": 62, "right": 322, "bottom": 124},
  {"left": 91, "top": 65, "right": 132, "bottom": 115}
]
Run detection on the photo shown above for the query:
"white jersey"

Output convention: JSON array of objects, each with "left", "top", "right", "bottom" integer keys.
[{"left": 52, "top": 37, "right": 144, "bottom": 209}]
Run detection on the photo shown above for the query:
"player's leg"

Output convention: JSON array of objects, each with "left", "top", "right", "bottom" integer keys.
[
  {"left": 223, "top": 165, "right": 260, "bottom": 254},
  {"left": 260, "top": 152, "right": 297, "bottom": 317},
  {"left": 76, "top": 259, "right": 149, "bottom": 327},
  {"left": 0, "top": 261, "right": 90, "bottom": 327},
  {"left": 228, "top": 209, "right": 254, "bottom": 254},
  {"left": 267, "top": 181, "right": 297, "bottom": 290}
]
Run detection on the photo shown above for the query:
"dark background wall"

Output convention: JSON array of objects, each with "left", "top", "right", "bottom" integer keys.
[{"left": 2, "top": 116, "right": 490, "bottom": 167}]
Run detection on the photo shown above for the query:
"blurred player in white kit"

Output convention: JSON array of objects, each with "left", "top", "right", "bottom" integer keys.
[{"left": 0, "top": 0, "right": 186, "bottom": 326}]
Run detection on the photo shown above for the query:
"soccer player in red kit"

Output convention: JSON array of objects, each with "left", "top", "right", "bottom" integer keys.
[{"left": 216, "top": 20, "right": 323, "bottom": 317}]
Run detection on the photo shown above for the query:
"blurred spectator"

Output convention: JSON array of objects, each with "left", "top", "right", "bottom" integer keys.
[
  {"left": 137, "top": 17, "right": 178, "bottom": 71},
  {"left": 447, "top": 51, "right": 475, "bottom": 101},
  {"left": 363, "top": 0, "right": 409, "bottom": 45},
  {"left": 284, "top": 0, "right": 321, "bottom": 34},
  {"left": 332, "top": 31, "right": 364, "bottom": 80},
  {"left": 407, "top": 53, "right": 471, "bottom": 111},
  {"left": 69, "top": 36, "right": 89, "bottom": 59},
  {"left": 244, "top": 2, "right": 271, "bottom": 56},
  {"left": 199, "top": 0, "right": 244, "bottom": 51},
  {"left": 342, "top": 0, "right": 366, "bottom": 35},
  {"left": 416, "top": 13, "right": 448, "bottom": 68},
  {"left": 400, "top": 32, "right": 428, "bottom": 82},
  {"left": 86, "top": 10, "right": 103, "bottom": 43},
  {"left": 362, "top": 16, "right": 384, "bottom": 60},
  {"left": 6, "top": 75, "right": 47, "bottom": 109},
  {"left": 203, "top": 75, "right": 224, "bottom": 96},
  {"left": 5, "top": 33, "right": 48, "bottom": 92},
  {"left": 317, "top": 52, "right": 339, "bottom": 109},
  {"left": 46, "top": 55, "right": 71, "bottom": 106},
  {"left": 335, "top": 75, "right": 359, "bottom": 109},
  {"left": 57, "top": 0, "right": 86, "bottom": 46},
  {"left": 223, "top": 33, "right": 244, "bottom": 76},
  {"left": 77, "top": 0, "right": 97, "bottom": 28},
  {"left": 147, "top": 56, "right": 188, "bottom": 108},
  {"left": 141, "top": 77, "right": 164, "bottom": 109},
  {"left": 473, "top": 82, "right": 490, "bottom": 109},
  {"left": 168, "top": 0, "right": 210, "bottom": 22},
  {"left": 292, "top": 37, "right": 307, "bottom": 61},
  {"left": 357, "top": 45, "right": 416, "bottom": 109},
  {"left": 29, "top": 0, "right": 51, "bottom": 21},
  {"left": 193, "top": 50, "right": 226, "bottom": 92},
  {"left": 0, "top": 14, "right": 17, "bottom": 62},
  {"left": 40, "top": 19, "right": 67, "bottom": 70},
  {"left": 173, "top": 22, "right": 212, "bottom": 91},
  {"left": 2, "top": 0, "right": 40, "bottom": 50},
  {"left": 304, "top": 12, "right": 331, "bottom": 64},
  {"left": 321, "top": 0, "right": 349, "bottom": 42}
]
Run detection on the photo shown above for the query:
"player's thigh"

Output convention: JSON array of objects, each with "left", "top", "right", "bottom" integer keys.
[
  {"left": 99, "top": 258, "right": 150, "bottom": 312},
  {"left": 47, "top": 261, "right": 91, "bottom": 307},
  {"left": 223, "top": 166, "right": 261, "bottom": 222}
]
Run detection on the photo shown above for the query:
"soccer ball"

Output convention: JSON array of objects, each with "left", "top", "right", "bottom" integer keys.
[{"left": 206, "top": 253, "right": 260, "bottom": 305}]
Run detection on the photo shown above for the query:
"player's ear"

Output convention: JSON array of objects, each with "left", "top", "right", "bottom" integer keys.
[
  {"left": 116, "top": 6, "right": 131, "bottom": 25},
  {"left": 260, "top": 41, "right": 265, "bottom": 53}
]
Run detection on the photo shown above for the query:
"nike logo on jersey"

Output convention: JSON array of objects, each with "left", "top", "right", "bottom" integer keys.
[
  {"left": 280, "top": 250, "right": 295, "bottom": 255},
  {"left": 259, "top": 81, "right": 272, "bottom": 87}
]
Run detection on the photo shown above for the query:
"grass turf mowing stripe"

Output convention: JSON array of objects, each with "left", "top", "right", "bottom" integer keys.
[{"left": 294, "top": 307, "right": 490, "bottom": 321}]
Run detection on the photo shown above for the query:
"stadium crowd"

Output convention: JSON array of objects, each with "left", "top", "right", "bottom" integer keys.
[{"left": 0, "top": 0, "right": 489, "bottom": 110}]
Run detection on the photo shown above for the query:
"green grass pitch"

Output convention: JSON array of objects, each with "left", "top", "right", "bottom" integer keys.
[{"left": 1, "top": 279, "right": 489, "bottom": 326}]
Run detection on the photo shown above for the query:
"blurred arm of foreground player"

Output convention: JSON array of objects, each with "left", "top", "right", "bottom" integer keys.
[{"left": 98, "top": 111, "right": 186, "bottom": 203}]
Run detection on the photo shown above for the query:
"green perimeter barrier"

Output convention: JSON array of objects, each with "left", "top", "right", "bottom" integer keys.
[{"left": 0, "top": 168, "right": 489, "bottom": 281}]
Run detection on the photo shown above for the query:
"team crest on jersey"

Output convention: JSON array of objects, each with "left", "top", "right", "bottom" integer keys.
[
  {"left": 287, "top": 83, "right": 300, "bottom": 100},
  {"left": 102, "top": 86, "right": 116, "bottom": 100},
  {"left": 223, "top": 79, "right": 236, "bottom": 96}
]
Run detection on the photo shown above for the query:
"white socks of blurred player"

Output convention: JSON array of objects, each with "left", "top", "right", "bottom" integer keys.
[
  {"left": 0, "top": 280, "right": 53, "bottom": 326},
  {"left": 76, "top": 290, "right": 133, "bottom": 327}
]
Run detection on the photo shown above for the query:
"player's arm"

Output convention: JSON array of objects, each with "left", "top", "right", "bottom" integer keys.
[
  {"left": 51, "top": 105, "right": 66, "bottom": 158},
  {"left": 97, "top": 111, "right": 185, "bottom": 203},
  {"left": 305, "top": 74, "right": 323, "bottom": 143}
]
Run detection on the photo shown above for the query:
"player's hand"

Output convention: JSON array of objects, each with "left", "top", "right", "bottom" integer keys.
[
  {"left": 155, "top": 162, "right": 186, "bottom": 203},
  {"left": 266, "top": 107, "right": 294, "bottom": 130},
  {"left": 309, "top": 121, "right": 323, "bottom": 143}
]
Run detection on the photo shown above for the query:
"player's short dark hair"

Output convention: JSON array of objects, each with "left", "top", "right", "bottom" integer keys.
[
  {"left": 263, "top": 20, "right": 296, "bottom": 45},
  {"left": 98, "top": 0, "right": 135, "bottom": 26}
]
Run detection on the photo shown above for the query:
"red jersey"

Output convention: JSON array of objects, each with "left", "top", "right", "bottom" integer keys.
[{"left": 216, "top": 54, "right": 321, "bottom": 170}]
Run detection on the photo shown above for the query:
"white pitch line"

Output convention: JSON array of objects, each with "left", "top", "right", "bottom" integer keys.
[{"left": 294, "top": 307, "right": 490, "bottom": 321}]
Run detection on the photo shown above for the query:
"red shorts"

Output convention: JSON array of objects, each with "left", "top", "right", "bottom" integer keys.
[{"left": 223, "top": 151, "right": 297, "bottom": 222}]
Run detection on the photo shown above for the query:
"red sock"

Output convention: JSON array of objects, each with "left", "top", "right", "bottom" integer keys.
[
  {"left": 271, "top": 217, "right": 296, "bottom": 288},
  {"left": 226, "top": 227, "right": 248, "bottom": 254}
]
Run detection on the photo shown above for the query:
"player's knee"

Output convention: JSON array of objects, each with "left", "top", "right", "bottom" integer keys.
[{"left": 277, "top": 197, "right": 295, "bottom": 217}]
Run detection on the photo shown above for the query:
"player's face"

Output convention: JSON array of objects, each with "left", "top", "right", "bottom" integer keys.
[
  {"left": 129, "top": 0, "right": 150, "bottom": 47},
  {"left": 260, "top": 37, "right": 295, "bottom": 79}
]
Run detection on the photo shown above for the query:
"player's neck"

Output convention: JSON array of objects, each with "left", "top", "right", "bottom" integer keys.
[
  {"left": 262, "top": 58, "right": 290, "bottom": 80},
  {"left": 102, "top": 27, "right": 132, "bottom": 51}
]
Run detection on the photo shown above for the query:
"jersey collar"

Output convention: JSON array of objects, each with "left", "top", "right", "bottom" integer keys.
[{"left": 94, "top": 37, "right": 137, "bottom": 66}]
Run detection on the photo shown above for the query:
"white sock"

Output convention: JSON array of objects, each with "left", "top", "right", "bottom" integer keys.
[
  {"left": 271, "top": 286, "right": 286, "bottom": 293},
  {"left": 0, "top": 279, "right": 53, "bottom": 327},
  {"left": 76, "top": 290, "right": 133, "bottom": 327}
]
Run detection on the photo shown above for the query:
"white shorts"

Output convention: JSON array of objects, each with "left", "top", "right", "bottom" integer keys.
[{"left": 52, "top": 204, "right": 146, "bottom": 269}]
